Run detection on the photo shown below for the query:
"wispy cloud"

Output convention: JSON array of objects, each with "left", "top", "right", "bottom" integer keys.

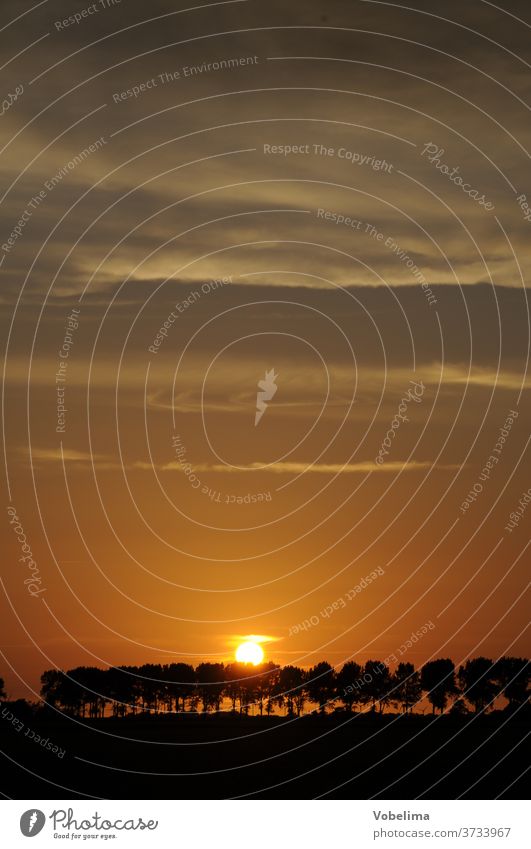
[
  {"left": 166, "top": 460, "right": 461, "bottom": 474},
  {"left": 22, "top": 443, "right": 462, "bottom": 476},
  {"left": 24, "top": 447, "right": 120, "bottom": 470}
]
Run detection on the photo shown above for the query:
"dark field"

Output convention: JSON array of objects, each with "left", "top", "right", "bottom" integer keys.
[{"left": 2, "top": 707, "right": 528, "bottom": 799}]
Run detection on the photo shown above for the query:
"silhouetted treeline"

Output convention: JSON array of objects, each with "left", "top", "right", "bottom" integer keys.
[
  {"left": 1, "top": 657, "right": 521, "bottom": 718},
  {"left": 1, "top": 658, "right": 528, "bottom": 719}
]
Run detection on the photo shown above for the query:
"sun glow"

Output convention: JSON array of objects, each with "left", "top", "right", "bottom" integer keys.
[{"left": 235, "top": 640, "right": 264, "bottom": 665}]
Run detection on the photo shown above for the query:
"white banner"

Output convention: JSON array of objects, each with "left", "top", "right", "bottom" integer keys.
[{"left": 0, "top": 800, "right": 525, "bottom": 848}]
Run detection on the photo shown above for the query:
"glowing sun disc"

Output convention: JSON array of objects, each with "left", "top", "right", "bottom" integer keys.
[{"left": 235, "top": 641, "right": 264, "bottom": 665}]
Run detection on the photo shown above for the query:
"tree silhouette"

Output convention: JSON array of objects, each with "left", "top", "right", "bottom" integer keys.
[
  {"left": 336, "top": 661, "right": 363, "bottom": 711},
  {"left": 136, "top": 664, "right": 165, "bottom": 714},
  {"left": 278, "top": 665, "right": 306, "bottom": 716},
  {"left": 254, "top": 662, "right": 280, "bottom": 715},
  {"left": 421, "top": 659, "right": 457, "bottom": 714},
  {"left": 449, "top": 697, "right": 470, "bottom": 716},
  {"left": 306, "top": 662, "right": 335, "bottom": 714},
  {"left": 494, "top": 657, "right": 530, "bottom": 709},
  {"left": 225, "top": 662, "right": 258, "bottom": 713},
  {"left": 458, "top": 657, "right": 497, "bottom": 713},
  {"left": 0, "top": 677, "right": 6, "bottom": 700},
  {"left": 196, "top": 663, "right": 225, "bottom": 712},
  {"left": 41, "top": 669, "right": 82, "bottom": 715},
  {"left": 105, "top": 666, "right": 137, "bottom": 717},
  {"left": 34, "top": 655, "right": 528, "bottom": 720},
  {"left": 69, "top": 667, "right": 109, "bottom": 718},
  {"left": 392, "top": 662, "right": 422, "bottom": 713},
  {"left": 40, "top": 669, "right": 64, "bottom": 708},
  {"left": 165, "top": 663, "right": 196, "bottom": 713},
  {"left": 121, "top": 665, "right": 145, "bottom": 714},
  {"left": 293, "top": 671, "right": 308, "bottom": 716},
  {"left": 358, "top": 660, "right": 391, "bottom": 712},
  {"left": 375, "top": 663, "right": 393, "bottom": 713},
  {"left": 236, "top": 663, "right": 258, "bottom": 715},
  {"left": 224, "top": 663, "right": 241, "bottom": 712}
]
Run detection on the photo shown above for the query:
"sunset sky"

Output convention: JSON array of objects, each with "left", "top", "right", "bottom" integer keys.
[{"left": 1, "top": 0, "right": 529, "bottom": 700}]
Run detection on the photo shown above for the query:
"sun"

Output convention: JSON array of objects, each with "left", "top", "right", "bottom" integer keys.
[{"left": 235, "top": 640, "right": 264, "bottom": 665}]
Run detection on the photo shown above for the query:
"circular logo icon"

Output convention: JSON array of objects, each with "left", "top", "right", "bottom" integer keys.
[{"left": 20, "top": 809, "right": 46, "bottom": 837}]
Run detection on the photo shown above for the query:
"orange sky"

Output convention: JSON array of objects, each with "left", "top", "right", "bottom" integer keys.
[{"left": 1, "top": 0, "right": 529, "bottom": 700}]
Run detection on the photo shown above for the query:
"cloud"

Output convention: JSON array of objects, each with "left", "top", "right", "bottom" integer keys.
[
  {"left": 24, "top": 447, "right": 121, "bottom": 470},
  {"left": 166, "top": 460, "right": 461, "bottom": 474},
  {"left": 1, "top": 0, "right": 531, "bottom": 300},
  {"left": 24, "top": 448, "right": 459, "bottom": 475},
  {"left": 28, "top": 447, "right": 94, "bottom": 463}
]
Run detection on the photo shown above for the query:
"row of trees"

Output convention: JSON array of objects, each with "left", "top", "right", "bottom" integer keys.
[{"left": 27, "top": 656, "right": 529, "bottom": 718}]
